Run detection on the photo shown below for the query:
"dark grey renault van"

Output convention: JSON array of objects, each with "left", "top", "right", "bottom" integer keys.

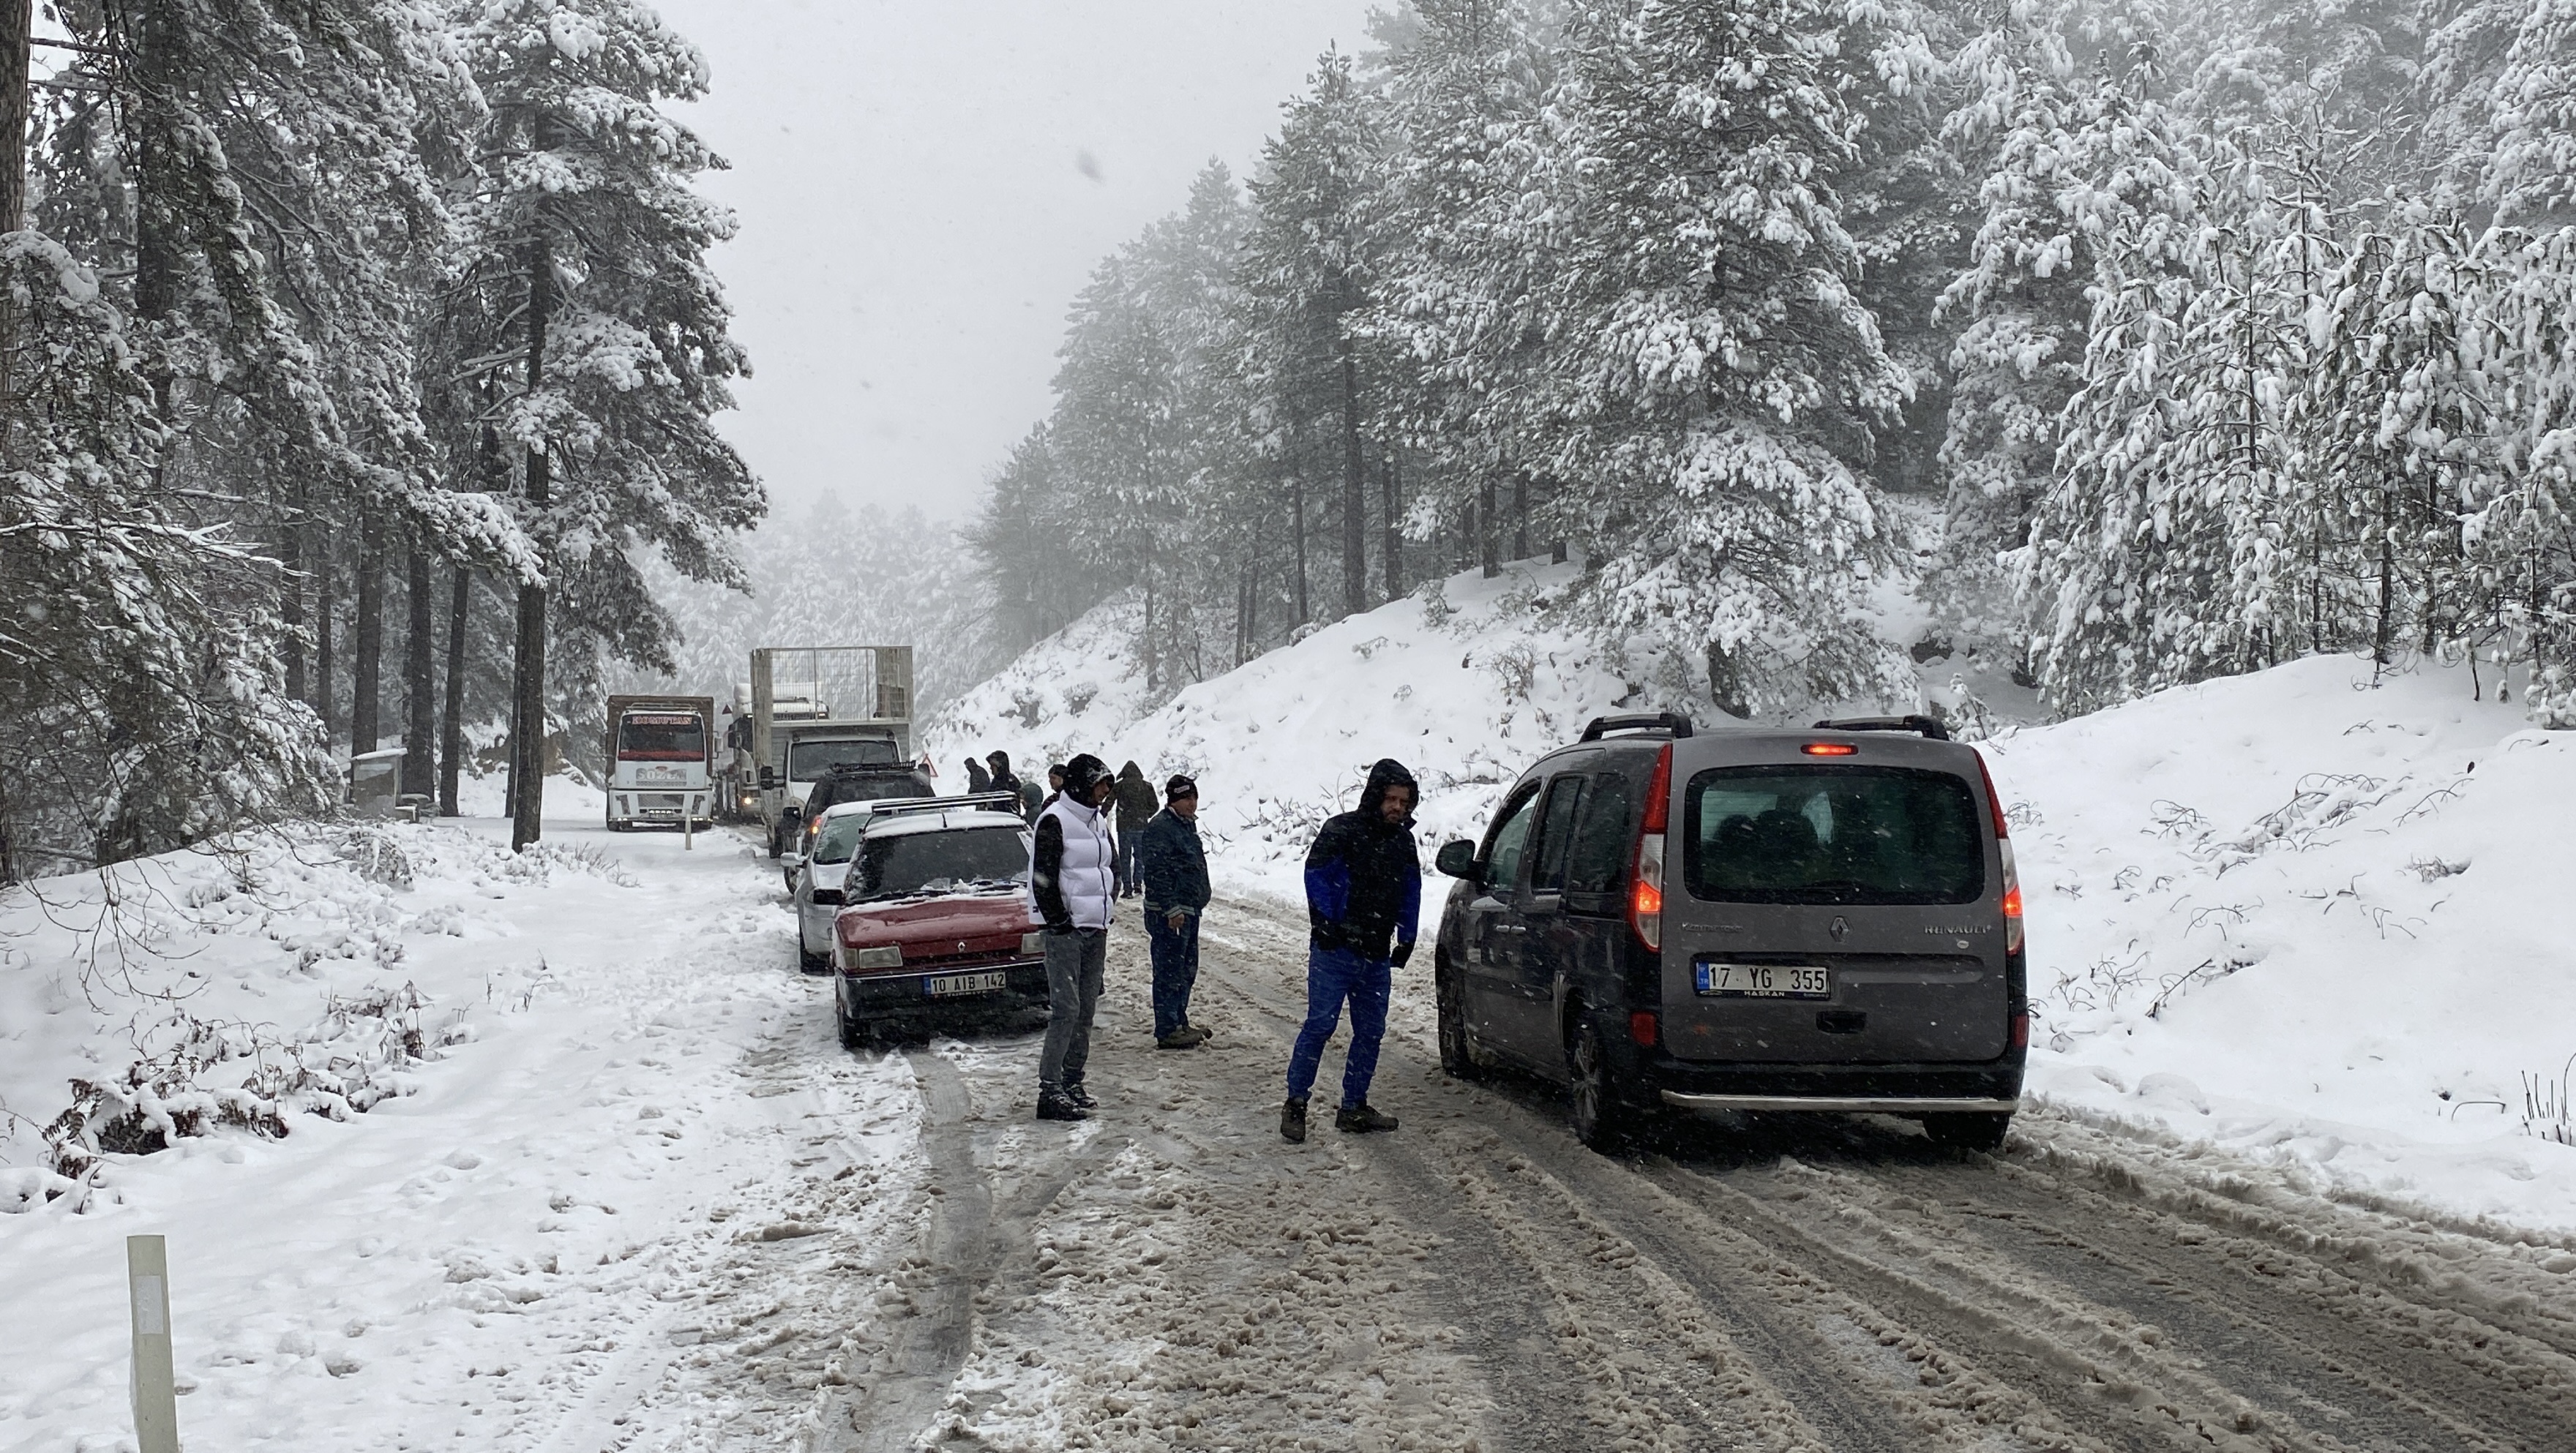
[{"left": 1431, "top": 713, "right": 2025, "bottom": 1152}]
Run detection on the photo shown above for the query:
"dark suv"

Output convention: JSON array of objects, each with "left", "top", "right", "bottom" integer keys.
[{"left": 1430, "top": 713, "right": 2025, "bottom": 1152}]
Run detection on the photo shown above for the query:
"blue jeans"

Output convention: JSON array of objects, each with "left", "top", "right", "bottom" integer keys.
[
  {"left": 1286, "top": 945, "right": 1390, "bottom": 1109},
  {"left": 1145, "top": 909, "right": 1200, "bottom": 1039},
  {"left": 1115, "top": 830, "right": 1140, "bottom": 894}
]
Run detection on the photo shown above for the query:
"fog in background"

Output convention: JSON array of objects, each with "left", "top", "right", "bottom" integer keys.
[{"left": 654, "top": 0, "right": 1382, "bottom": 523}]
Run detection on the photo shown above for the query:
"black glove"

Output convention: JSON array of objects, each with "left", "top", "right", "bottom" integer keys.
[
  {"left": 1044, "top": 919, "right": 1074, "bottom": 936},
  {"left": 1390, "top": 941, "right": 1414, "bottom": 969}
]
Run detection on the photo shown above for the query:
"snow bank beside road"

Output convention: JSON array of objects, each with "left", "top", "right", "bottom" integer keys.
[
  {"left": 0, "top": 793, "right": 923, "bottom": 1451},
  {"left": 1991, "top": 655, "right": 2576, "bottom": 1228}
]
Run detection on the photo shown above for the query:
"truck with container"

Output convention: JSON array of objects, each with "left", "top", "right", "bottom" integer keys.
[
  {"left": 729, "top": 645, "right": 917, "bottom": 856},
  {"left": 604, "top": 694, "right": 716, "bottom": 831}
]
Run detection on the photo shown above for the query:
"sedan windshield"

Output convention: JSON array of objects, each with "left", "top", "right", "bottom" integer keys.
[{"left": 853, "top": 826, "right": 1029, "bottom": 901}]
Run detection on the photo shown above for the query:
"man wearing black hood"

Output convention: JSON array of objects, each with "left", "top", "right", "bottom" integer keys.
[{"left": 1281, "top": 759, "right": 1421, "bottom": 1141}]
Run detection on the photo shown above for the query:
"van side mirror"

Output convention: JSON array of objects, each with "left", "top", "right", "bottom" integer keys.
[
  {"left": 781, "top": 851, "right": 806, "bottom": 871},
  {"left": 1434, "top": 839, "right": 1480, "bottom": 882},
  {"left": 758, "top": 767, "right": 779, "bottom": 790}
]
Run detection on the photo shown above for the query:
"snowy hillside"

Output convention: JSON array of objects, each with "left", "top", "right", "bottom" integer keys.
[
  {"left": 926, "top": 562, "right": 1638, "bottom": 891},
  {"left": 932, "top": 576, "right": 2576, "bottom": 1228}
]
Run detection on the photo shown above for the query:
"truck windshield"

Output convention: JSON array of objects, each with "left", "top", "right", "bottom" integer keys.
[
  {"left": 1682, "top": 765, "right": 1983, "bottom": 905},
  {"left": 617, "top": 714, "right": 705, "bottom": 762},
  {"left": 790, "top": 738, "right": 899, "bottom": 778},
  {"left": 853, "top": 827, "right": 1029, "bottom": 901}
]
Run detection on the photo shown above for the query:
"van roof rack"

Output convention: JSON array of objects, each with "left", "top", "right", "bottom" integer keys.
[
  {"left": 859, "top": 792, "right": 1025, "bottom": 819},
  {"left": 1810, "top": 714, "right": 1952, "bottom": 742},
  {"left": 1579, "top": 712, "right": 1695, "bottom": 742}
]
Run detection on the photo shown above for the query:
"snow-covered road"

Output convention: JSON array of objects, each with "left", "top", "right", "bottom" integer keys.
[{"left": 12, "top": 811, "right": 2576, "bottom": 1452}]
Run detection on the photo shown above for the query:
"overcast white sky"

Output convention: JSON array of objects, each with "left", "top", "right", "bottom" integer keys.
[{"left": 651, "top": 1, "right": 1385, "bottom": 525}]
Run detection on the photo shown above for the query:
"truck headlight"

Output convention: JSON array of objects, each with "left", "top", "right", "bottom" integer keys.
[
  {"left": 850, "top": 945, "right": 902, "bottom": 970},
  {"left": 1019, "top": 932, "right": 1044, "bottom": 955}
]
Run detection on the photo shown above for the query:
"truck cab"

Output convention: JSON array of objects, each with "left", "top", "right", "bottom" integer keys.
[{"left": 605, "top": 696, "right": 714, "bottom": 830}]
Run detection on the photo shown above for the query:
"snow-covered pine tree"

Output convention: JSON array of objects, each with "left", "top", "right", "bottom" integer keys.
[
  {"left": 1532, "top": 0, "right": 1913, "bottom": 714},
  {"left": 1363, "top": 0, "right": 1573, "bottom": 573},
  {"left": 450, "top": 0, "right": 763, "bottom": 848},
  {"left": 2297, "top": 211, "right": 2498, "bottom": 673},
  {"left": 1240, "top": 48, "right": 1387, "bottom": 623},
  {"left": 0, "top": 234, "right": 336, "bottom": 874},
  {"left": 2014, "top": 69, "right": 2216, "bottom": 712},
  {"left": 2482, "top": 0, "right": 2576, "bottom": 226},
  {"left": 2466, "top": 225, "right": 2576, "bottom": 720}
]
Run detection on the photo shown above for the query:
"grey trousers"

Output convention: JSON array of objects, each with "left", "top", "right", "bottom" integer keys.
[{"left": 1039, "top": 927, "right": 1107, "bottom": 1089}]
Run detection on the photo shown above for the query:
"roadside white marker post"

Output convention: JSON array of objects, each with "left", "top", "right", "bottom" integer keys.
[
  {"left": 127, "top": 1234, "right": 180, "bottom": 1453},
  {"left": 684, "top": 792, "right": 696, "bottom": 851}
]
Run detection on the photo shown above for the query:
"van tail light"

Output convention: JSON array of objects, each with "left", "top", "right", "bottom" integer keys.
[
  {"left": 1629, "top": 1011, "right": 1659, "bottom": 1048},
  {"left": 1630, "top": 833, "right": 1665, "bottom": 951},
  {"left": 1802, "top": 742, "right": 1859, "bottom": 756},
  {"left": 2010, "top": 1013, "right": 2029, "bottom": 1049},
  {"left": 2000, "top": 839, "right": 2023, "bottom": 957},
  {"left": 1630, "top": 743, "right": 1673, "bottom": 952}
]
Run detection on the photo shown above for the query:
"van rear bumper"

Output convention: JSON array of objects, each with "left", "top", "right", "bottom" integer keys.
[
  {"left": 1641, "top": 1055, "right": 2023, "bottom": 1108},
  {"left": 1661, "top": 1091, "right": 2018, "bottom": 1114}
]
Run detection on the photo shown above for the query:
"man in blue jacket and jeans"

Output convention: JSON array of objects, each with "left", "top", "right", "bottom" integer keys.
[{"left": 1282, "top": 759, "right": 1420, "bottom": 1141}]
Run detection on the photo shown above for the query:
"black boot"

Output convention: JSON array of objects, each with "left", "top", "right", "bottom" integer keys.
[
  {"left": 1063, "top": 1082, "right": 1098, "bottom": 1109},
  {"left": 1280, "top": 1096, "right": 1308, "bottom": 1144},
  {"left": 1037, "top": 1087, "right": 1089, "bottom": 1122},
  {"left": 1335, "top": 1103, "right": 1399, "bottom": 1133}
]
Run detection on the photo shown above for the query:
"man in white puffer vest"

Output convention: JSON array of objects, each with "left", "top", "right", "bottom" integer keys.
[{"left": 1028, "top": 754, "right": 1119, "bottom": 1121}]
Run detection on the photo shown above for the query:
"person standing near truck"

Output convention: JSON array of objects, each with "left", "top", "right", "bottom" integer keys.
[
  {"left": 1139, "top": 774, "right": 1211, "bottom": 1048},
  {"left": 1112, "top": 761, "right": 1156, "bottom": 897},
  {"left": 1028, "top": 754, "right": 1118, "bottom": 1122},
  {"left": 1281, "top": 759, "right": 1420, "bottom": 1142}
]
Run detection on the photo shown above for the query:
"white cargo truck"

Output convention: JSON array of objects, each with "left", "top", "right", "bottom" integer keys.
[
  {"left": 730, "top": 646, "right": 916, "bottom": 856},
  {"left": 604, "top": 694, "right": 716, "bottom": 830}
]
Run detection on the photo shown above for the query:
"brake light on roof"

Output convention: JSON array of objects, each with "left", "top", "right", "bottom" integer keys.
[
  {"left": 1802, "top": 742, "right": 1859, "bottom": 756},
  {"left": 1630, "top": 744, "right": 1672, "bottom": 950}
]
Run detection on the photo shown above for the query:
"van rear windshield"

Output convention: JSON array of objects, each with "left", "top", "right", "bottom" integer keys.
[
  {"left": 1682, "top": 765, "right": 1983, "bottom": 905},
  {"left": 790, "top": 738, "right": 899, "bottom": 778}
]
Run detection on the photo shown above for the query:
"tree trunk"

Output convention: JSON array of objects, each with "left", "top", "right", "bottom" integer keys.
[
  {"left": 1513, "top": 475, "right": 1530, "bottom": 561},
  {"left": 1381, "top": 452, "right": 1404, "bottom": 599},
  {"left": 282, "top": 494, "right": 307, "bottom": 705},
  {"left": 440, "top": 566, "right": 468, "bottom": 816},
  {"left": 314, "top": 521, "right": 336, "bottom": 736},
  {"left": 509, "top": 235, "right": 555, "bottom": 852},
  {"left": 1340, "top": 349, "right": 1367, "bottom": 618},
  {"left": 351, "top": 514, "right": 384, "bottom": 757},
  {"left": 2372, "top": 488, "right": 2395, "bottom": 672},
  {"left": 1291, "top": 477, "right": 1310, "bottom": 627},
  {"left": 402, "top": 549, "right": 436, "bottom": 797},
  {"left": 1480, "top": 480, "right": 1499, "bottom": 579},
  {"left": 0, "top": 0, "right": 29, "bottom": 454},
  {"left": 0, "top": 0, "right": 26, "bottom": 236}
]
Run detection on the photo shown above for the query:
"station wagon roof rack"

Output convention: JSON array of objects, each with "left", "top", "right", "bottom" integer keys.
[
  {"left": 1810, "top": 714, "right": 1952, "bottom": 742},
  {"left": 858, "top": 792, "right": 1025, "bottom": 820},
  {"left": 1579, "top": 711, "right": 1695, "bottom": 742}
]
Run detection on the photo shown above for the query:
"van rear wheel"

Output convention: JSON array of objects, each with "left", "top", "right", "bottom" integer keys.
[
  {"left": 1435, "top": 955, "right": 1483, "bottom": 1081},
  {"left": 1567, "top": 1018, "right": 1629, "bottom": 1152},
  {"left": 1922, "top": 1111, "right": 2011, "bottom": 1152}
]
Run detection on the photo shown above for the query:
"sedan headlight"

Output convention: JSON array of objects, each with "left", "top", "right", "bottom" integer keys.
[
  {"left": 850, "top": 945, "right": 902, "bottom": 969},
  {"left": 1019, "top": 932, "right": 1044, "bottom": 955}
]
